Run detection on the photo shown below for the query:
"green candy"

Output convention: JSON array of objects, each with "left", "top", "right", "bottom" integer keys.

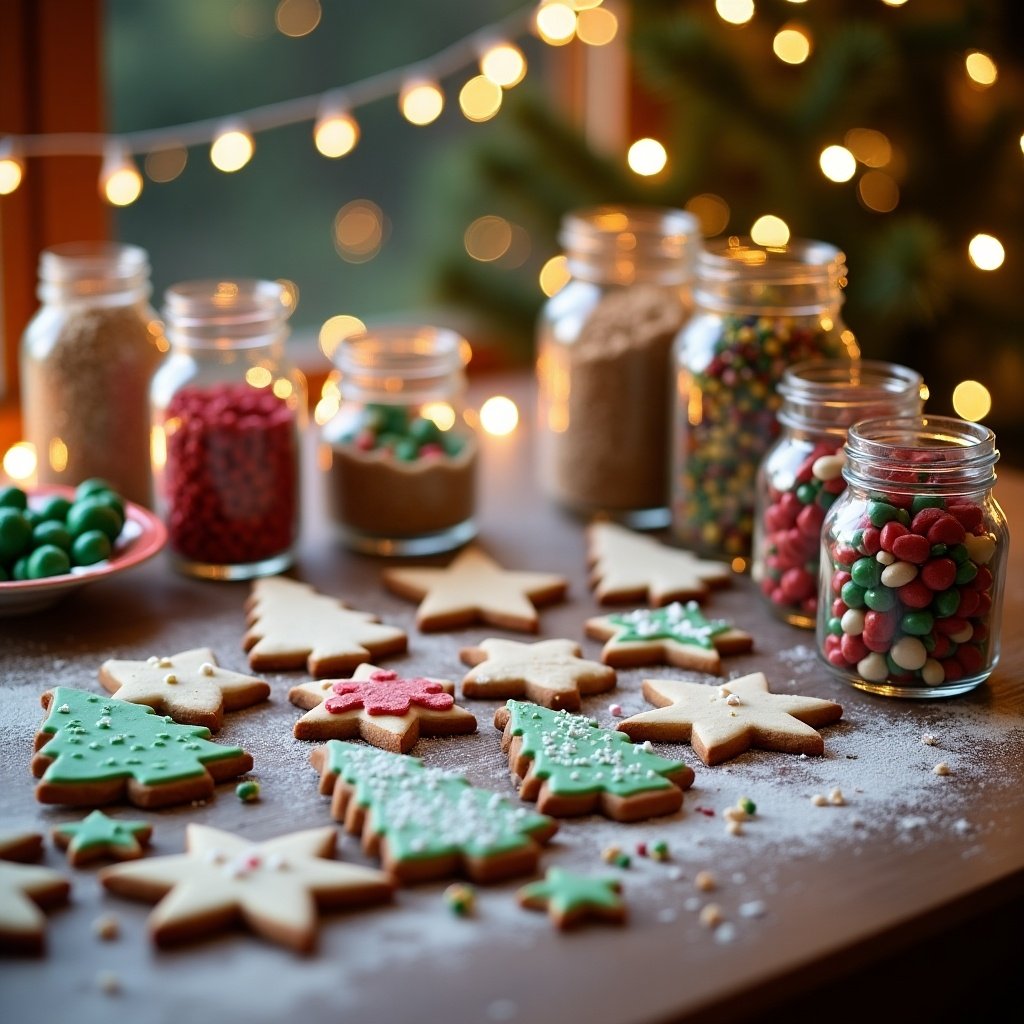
[
  {"left": 0, "top": 485, "right": 27, "bottom": 510},
  {"left": 827, "top": 616, "right": 843, "bottom": 636},
  {"left": 864, "top": 586, "right": 896, "bottom": 612},
  {"left": 949, "top": 544, "right": 969, "bottom": 565},
  {"left": 795, "top": 482, "right": 818, "bottom": 505},
  {"left": 0, "top": 507, "right": 32, "bottom": 563},
  {"left": 911, "top": 495, "right": 945, "bottom": 515},
  {"left": 930, "top": 543, "right": 948, "bottom": 557},
  {"left": 71, "top": 530, "right": 112, "bottom": 566},
  {"left": 817, "top": 490, "right": 837, "bottom": 511},
  {"left": 393, "top": 438, "right": 420, "bottom": 462},
  {"left": 84, "top": 489, "right": 126, "bottom": 529},
  {"left": 26, "top": 544, "right": 71, "bottom": 579},
  {"left": 37, "top": 495, "right": 72, "bottom": 522},
  {"left": 922, "top": 633, "right": 936, "bottom": 652},
  {"left": 850, "top": 528, "right": 865, "bottom": 552},
  {"left": 901, "top": 610, "right": 934, "bottom": 636},
  {"left": 896, "top": 508, "right": 911, "bottom": 527},
  {"left": 236, "top": 780, "right": 261, "bottom": 802},
  {"left": 932, "top": 588, "right": 960, "bottom": 618},
  {"left": 441, "top": 434, "right": 465, "bottom": 457},
  {"left": 867, "top": 501, "right": 901, "bottom": 527},
  {"left": 32, "top": 521, "right": 72, "bottom": 553},
  {"left": 840, "top": 581, "right": 866, "bottom": 609},
  {"left": 850, "top": 557, "right": 882, "bottom": 588},
  {"left": 409, "top": 416, "right": 441, "bottom": 445},
  {"left": 66, "top": 498, "right": 122, "bottom": 541},
  {"left": 954, "top": 561, "right": 978, "bottom": 585},
  {"left": 12, "top": 557, "right": 29, "bottom": 580},
  {"left": 76, "top": 477, "right": 116, "bottom": 500}
]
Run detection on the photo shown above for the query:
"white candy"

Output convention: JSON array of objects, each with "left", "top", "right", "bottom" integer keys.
[
  {"left": 891, "top": 636, "right": 927, "bottom": 671},
  {"left": 812, "top": 453, "right": 845, "bottom": 481},
  {"left": 840, "top": 608, "right": 865, "bottom": 636},
  {"left": 875, "top": 551, "right": 896, "bottom": 566},
  {"left": 857, "top": 652, "right": 889, "bottom": 682},
  {"left": 881, "top": 561, "right": 917, "bottom": 588},
  {"left": 964, "top": 532, "right": 996, "bottom": 565},
  {"left": 948, "top": 621, "right": 973, "bottom": 644},
  {"left": 921, "top": 659, "right": 945, "bottom": 686}
]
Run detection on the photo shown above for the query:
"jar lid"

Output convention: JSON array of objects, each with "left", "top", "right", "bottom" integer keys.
[
  {"left": 163, "top": 279, "right": 295, "bottom": 347},
  {"left": 38, "top": 242, "right": 151, "bottom": 302}
]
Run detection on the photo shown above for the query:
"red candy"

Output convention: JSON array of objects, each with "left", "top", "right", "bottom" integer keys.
[
  {"left": 926, "top": 515, "right": 965, "bottom": 546},
  {"left": 879, "top": 521, "right": 908, "bottom": 552},
  {"left": 892, "top": 533, "right": 931, "bottom": 564},
  {"left": 859, "top": 527, "right": 881, "bottom": 555},
  {"left": 920, "top": 558, "right": 956, "bottom": 591}
]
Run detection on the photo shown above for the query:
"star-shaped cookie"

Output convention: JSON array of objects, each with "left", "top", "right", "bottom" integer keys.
[
  {"left": 585, "top": 602, "right": 753, "bottom": 673},
  {"left": 52, "top": 810, "right": 152, "bottom": 867},
  {"left": 516, "top": 867, "right": 625, "bottom": 930},
  {"left": 99, "top": 824, "right": 393, "bottom": 953},
  {"left": 616, "top": 672, "right": 844, "bottom": 766},
  {"left": 243, "top": 576, "right": 408, "bottom": 677},
  {"left": 459, "top": 638, "right": 616, "bottom": 711},
  {"left": 382, "top": 546, "right": 568, "bottom": 633},
  {"left": 291, "top": 664, "right": 477, "bottom": 752},
  {"left": 99, "top": 648, "right": 270, "bottom": 731},
  {"left": 587, "top": 521, "right": 732, "bottom": 606},
  {"left": 0, "top": 832, "right": 71, "bottom": 955}
]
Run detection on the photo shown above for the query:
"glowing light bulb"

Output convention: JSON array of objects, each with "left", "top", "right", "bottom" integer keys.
[
  {"left": 210, "top": 125, "right": 254, "bottom": 172},
  {"left": 319, "top": 314, "right": 366, "bottom": 359},
  {"left": 480, "top": 396, "right": 519, "bottom": 436},
  {"left": 400, "top": 80, "right": 444, "bottom": 126},
  {"left": 627, "top": 138, "right": 668, "bottom": 176},
  {"left": 535, "top": 3, "right": 576, "bottom": 45},
  {"left": 0, "top": 152, "right": 24, "bottom": 195},
  {"left": 965, "top": 50, "right": 997, "bottom": 87},
  {"left": 100, "top": 145, "right": 143, "bottom": 206},
  {"left": 576, "top": 6, "right": 618, "bottom": 46},
  {"left": 3, "top": 442, "right": 36, "bottom": 482},
  {"left": 459, "top": 75, "right": 503, "bottom": 122},
  {"left": 968, "top": 233, "right": 1004, "bottom": 271},
  {"left": 750, "top": 215, "right": 790, "bottom": 248},
  {"left": 819, "top": 145, "right": 857, "bottom": 182},
  {"left": 539, "top": 254, "right": 571, "bottom": 296},
  {"left": 952, "top": 381, "right": 992, "bottom": 421},
  {"left": 480, "top": 43, "right": 526, "bottom": 88},
  {"left": 465, "top": 216, "right": 513, "bottom": 262},
  {"left": 144, "top": 146, "right": 188, "bottom": 183},
  {"left": 314, "top": 110, "right": 359, "bottom": 158},
  {"left": 715, "top": 0, "right": 755, "bottom": 27},
  {"left": 773, "top": 25, "right": 811, "bottom": 64}
]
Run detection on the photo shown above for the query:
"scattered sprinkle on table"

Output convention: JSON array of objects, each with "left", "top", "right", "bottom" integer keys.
[
  {"left": 92, "top": 914, "right": 120, "bottom": 940},
  {"left": 933, "top": 762, "right": 951, "bottom": 776},
  {"left": 694, "top": 870, "right": 716, "bottom": 892},
  {"left": 922, "top": 733, "right": 939, "bottom": 746},
  {"left": 444, "top": 882, "right": 475, "bottom": 916},
  {"left": 236, "top": 780, "right": 261, "bottom": 802}
]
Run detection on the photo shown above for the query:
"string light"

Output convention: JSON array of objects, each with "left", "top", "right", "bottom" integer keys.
[
  {"left": 627, "top": 138, "right": 668, "bottom": 176},
  {"left": 968, "top": 234, "right": 1005, "bottom": 271},
  {"left": 576, "top": 6, "right": 618, "bottom": 46},
  {"left": 210, "top": 123, "right": 254, "bottom": 172},
  {"left": 715, "top": 0, "right": 755, "bottom": 27},
  {"left": 819, "top": 145, "right": 856, "bottom": 182},
  {"left": 965, "top": 50, "right": 998, "bottom": 87},
  {"left": 100, "top": 143, "right": 143, "bottom": 206},
  {"left": 534, "top": 3, "right": 576, "bottom": 45},
  {"left": 750, "top": 215, "right": 790, "bottom": 248},
  {"left": 0, "top": 139, "right": 24, "bottom": 196},
  {"left": 459, "top": 76, "right": 503, "bottom": 122},
  {"left": 400, "top": 79, "right": 445, "bottom": 126},
  {"left": 314, "top": 100, "right": 359, "bottom": 158},
  {"left": 952, "top": 381, "right": 992, "bottom": 421},
  {"left": 479, "top": 395, "right": 520, "bottom": 436},
  {"left": 479, "top": 42, "right": 526, "bottom": 87},
  {"left": 773, "top": 25, "right": 811, "bottom": 64}
]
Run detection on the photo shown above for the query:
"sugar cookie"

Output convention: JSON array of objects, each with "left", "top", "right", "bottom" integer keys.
[
  {"left": 0, "top": 832, "right": 70, "bottom": 955},
  {"left": 52, "top": 810, "right": 152, "bottom": 867},
  {"left": 516, "top": 867, "right": 625, "bottom": 930}
]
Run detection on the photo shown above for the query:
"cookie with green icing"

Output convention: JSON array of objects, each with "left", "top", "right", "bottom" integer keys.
[
  {"left": 52, "top": 810, "right": 152, "bottom": 867},
  {"left": 516, "top": 867, "right": 625, "bottom": 930},
  {"left": 585, "top": 601, "right": 753, "bottom": 673},
  {"left": 32, "top": 687, "right": 254, "bottom": 809},
  {"left": 310, "top": 740, "right": 558, "bottom": 884},
  {"left": 493, "top": 700, "right": 694, "bottom": 822}
]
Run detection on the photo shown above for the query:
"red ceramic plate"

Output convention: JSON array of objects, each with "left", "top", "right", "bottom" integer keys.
[{"left": 0, "top": 486, "right": 167, "bottom": 616}]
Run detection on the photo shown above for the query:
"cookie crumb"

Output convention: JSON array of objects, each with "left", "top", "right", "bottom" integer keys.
[
  {"left": 811, "top": 793, "right": 829, "bottom": 806},
  {"left": 725, "top": 819, "right": 744, "bottom": 836},
  {"left": 601, "top": 845, "right": 621, "bottom": 864},
  {"left": 92, "top": 914, "right": 120, "bottom": 941},
  {"left": 694, "top": 869, "right": 716, "bottom": 892},
  {"left": 933, "top": 761, "right": 951, "bottom": 776},
  {"left": 828, "top": 787, "right": 846, "bottom": 806},
  {"left": 96, "top": 971, "right": 121, "bottom": 995},
  {"left": 699, "top": 903, "right": 724, "bottom": 928},
  {"left": 922, "top": 733, "right": 939, "bottom": 746}
]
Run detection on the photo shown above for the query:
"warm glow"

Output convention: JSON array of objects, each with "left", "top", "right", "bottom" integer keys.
[
  {"left": 144, "top": 146, "right": 187, "bottom": 182},
  {"left": 480, "top": 43, "right": 526, "bottom": 87},
  {"left": 857, "top": 171, "right": 899, "bottom": 213},
  {"left": 952, "top": 381, "right": 992, "bottom": 421},
  {"left": 881, "top": 0, "right": 908, "bottom": 6},
  {"left": 539, "top": 254, "right": 571, "bottom": 296},
  {"left": 421, "top": 401, "right": 457, "bottom": 432},
  {"left": 535, "top": 3, "right": 576, "bottom": 45},
  {"left": 965, "top": 50, "right": 998, "bottom": 87},
  {"left": 968, "top": 233, "right": 1005, "bottom": 271},
  {"left": 400, "top": 80, "right": 444, "bottom": 126},
  {"left": 576, "top": 6, "right": 618, "bottom": 46},
  {"left": 627, "top": 138, "right": 668, "bottom": 176},
  {"left": 715, "top": 0, "right": 755, "bottom": 26},
  {"left": 334, "top": 200, "right": 384, "bottom": 263},
  {"left": 103, "top": 166, "right": 143, "bottom": 207},
  {"left": 459, "top": 75, "right": 503, "bottom": 122},
  {"left": 773, "top": 25, "right": 811, "bottom": 64},
  {"left": 275, "top": 0, "right": 321, "bottom": 37},
  {"left": 273, "top": 379, "right": 293, "bottom": 400},
  {"left": 314, "top": 112, "right": 359, "bottom": 158},
  {"left": 480, "top": 395, "right": 519, "bottom": 436},
  {"left": 245, "top": 366, "right": 273, "bottom": 389},
  {"left": 3, "top": 442, "right": 36, "bottom": 482},
  {"left": 750, "top": 215, "right": 790, "bottom": 248},
  {"left": 819, "top": 145, "right": 857, "bottom": 182},
  {"left": 731, "top": 557, "right": 747, "bottom": 573},
  {"left": 319, "top": 315, "right": 366, "bottom": 359},
  {"left": 465, "top": 216, "right": 513, "bottom": 262},
  {"left": 0, "top": 157, "right": 24, "bottom": 195},
  {"left": 210, "top": 128, "right": 254, "bottom": 172},
  {"left": 844, "top": 128, "right": 891, "bottom": 168},
  {"left": 686, "top": 193, "right": 730, "bottom": 236}
]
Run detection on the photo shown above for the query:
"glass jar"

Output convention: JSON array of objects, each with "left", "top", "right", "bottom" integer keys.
[
  {"left": 818, "top": 416, "right": 1008, "bottom": 699},
  {"left": 19, "top": 242, "right": 166, "bottom": 507},
  {"left": 150, "top": 279, "right": 307, "bottom": 580},
  {"left": 671, "top": 236, "right": 860, "bottom": 562},
  {"left": 752, "top": 360, "right": 925, "bottom": 628},
  {"left": 535, "top": 205, "right": 699, "bottom": 529},
  {"left": 318, "top": 324, "right": 477, "bottom": 556}
]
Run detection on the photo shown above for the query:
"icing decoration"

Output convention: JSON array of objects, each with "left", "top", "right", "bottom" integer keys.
[
  {"left": 516, "top": 867, "right": 625, "bottom": 929},
  {"left": 33, "top": 687, "right": 252, "bottom": 804},
  {"left": 0, "top": 832, "right": 70, "bottom": 954},
  {"left": 99, "top": 647, "right": 270, "bottom": 731},
  {"left": 313, "top": 741, "right": 557, "bottom": 880},
  {"left": 325, "top": 671, "right": 454, "bottom": 716},
  {"left": 99, "top": 824, "right": 393, "bottom": 953},
  {"left": 606, "top": 602, "right": 730, "bottom": 648},
  {"left": 52, "top": 810, "right": 151, "bottom": 864}
]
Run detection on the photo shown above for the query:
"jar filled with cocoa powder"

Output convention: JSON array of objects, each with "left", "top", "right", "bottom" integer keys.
[
  {"left": 150, "top": 279, "right": 307, "bottom": 580},
  {"left": 319, "top": 325, "right": 477, "bottom": 555},
  {"left": 535, "top": 205, "right": 699, "bottom": 529}
]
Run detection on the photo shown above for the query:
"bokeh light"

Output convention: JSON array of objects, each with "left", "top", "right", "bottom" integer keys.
[
  {"left": 2, "top": 442, "right": 36, "bottom": 482},
  {"left": 459, "top": 75, "right": 503, "bottom": 122},
  {"left": 627, "top": 138, "right": 668, "bottom": 176},
  {"left": 844, "top": 128, "right": 892, "bottom": 168},
  {"left": 275, "top": 0, "right": 321, "bottom": 38},
  {"left": 480, "top": 43, "right": 526, "bottom": 87},
  {"left": 715, "top": 0, "right": 755, "bottom": 27},
  {"left": 750, "top": 215, "right": 790, "bottom": 248},
  {"left": 539, "top": 254, "right": 571, "bottom": 297},
  {"left": 465, "top": 216, "right": 514, "bottom": 262},
  {"left": 144, "top": 146, "right": 187, "bottom": 182},
  {"left": 0, "top": 155, "right": 24, "bottom": 195},
  {"left": 685, "top": 193, "right": 731, "bottom": 237},
  {"left": 576, "top": 6, "right": 618, "bottom": 46},
  {"left": 480, "top": 396, "right": 519, "bottom": 436},
  {"left": 773, "top": 25, "right": 811, "bottom": 64},
  {"left": 968, "top": 233, "right": 1005, "bottom": 271},
  {"left": 400, "top": 81, "right": 444, "bottom": 126},
  {"left": 819, "top": 145, "right": 857, "bottom": 182},
  {"left": 965, "top": 50, "right": 998, "bottom": 87},
  {"left": 535, "top": 3, "right": 576, "bottom": 45},
  {"left": 102, "top": 163, "right": 143, "bottom": 206},
  {"left": 314, "top": 112, "right": 359, "bottom": 158},
  {"left": 952, "top": 380, "right": 992, "bottom": 421},
  {"left": 319, "top": 314, "right": 366, "bottom": 360},
  {"left": 857, "top": 171, "right": 899, "bottom": 213},
  {"left": 334, "top": 200, "right": 385, "bottom": 263},
  {"left": 210, "top": 127, "right": 254, "bottom": 172}
]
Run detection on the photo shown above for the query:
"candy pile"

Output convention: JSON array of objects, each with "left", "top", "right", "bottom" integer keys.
[
  {"left": 0, "top": 479, "right": 126, "bottom": 581},
  {"left": 341, "top": 403, "right": 466, "bottom": 462},
  {"left": 674, "top": 315, "right": 841, "bottom": 559},
  {"left": 821, "top": 495, "right": 999, "bottom": 688},
  {"left": 756, "top": 441, "right": 846, "bottom": 621},
  {"left": 162, "top": 382, "right": 298, "bottom": 566}
]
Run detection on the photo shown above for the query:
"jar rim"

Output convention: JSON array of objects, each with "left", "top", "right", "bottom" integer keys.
[
  {"left": 163, "top": 278, "right": 295, "bottom": 329},
  {"left": 559, "top": 205, "right": 699, "bottom": 252},
  {"left": 698, "top": 235, "right": 846, "bottom": 286},
  {"left": 780, "top": 359, "right": 924, "bottom": 402},
  {"left": 334, "top": 324, "right": 469, "bottom": 381}
]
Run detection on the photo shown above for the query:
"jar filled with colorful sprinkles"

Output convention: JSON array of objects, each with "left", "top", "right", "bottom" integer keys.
[
  {"left": 818, "top": 416, "right": 1008, "bottom": 698},
  {"left": 752, "top": 360, "right": 925, "bottom": 628},
  {"left": 670, "top": 237, "right": 859, "bottom": 562}
]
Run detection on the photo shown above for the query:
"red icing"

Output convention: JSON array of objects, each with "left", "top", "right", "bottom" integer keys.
[{"left": 324, "top": 670, "right": 454, "bottom": 716}]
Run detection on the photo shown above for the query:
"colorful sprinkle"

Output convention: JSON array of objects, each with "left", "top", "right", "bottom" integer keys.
[{"left": 235, "top": 780, "right": 261, "bottom": 803}]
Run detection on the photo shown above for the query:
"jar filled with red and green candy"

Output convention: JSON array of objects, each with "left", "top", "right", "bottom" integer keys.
[
  {"left": 818, "top": 416, "right": 1008, "bottom": 698},
  {"left": 752, "top": 360, "right": 925, "bottom": 628},
  {"left": 670, "top": 237, "right": 859, "bottom": 562},
  {"left": 150, "top": 279, "right": 307, "bottom": 579}
]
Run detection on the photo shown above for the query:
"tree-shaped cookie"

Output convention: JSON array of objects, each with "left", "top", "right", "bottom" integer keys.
[
  {"left": 52, "top": 810, "right": 153, "bottom": 867},
  {"left": 382, "top": 546, "right": 568, "bottom": 632},
  {"left": 32, "top": 687, "right": 254, "bottom": 809},
  {"left": 587, "top": 521, "right": 732, "bottom": 606},
  {"left": 99, "top": 647, "right": 270, "bottom": 731},
  {"left": 585, "top": 601, "right": 753, "bottom": 673},
  {"left": 310, "top": 740, "right": 558, "bottom": 884},
  {"left": 517, "top": 867, "right": 626, "bottom": 930},
  {"left": 243, "top": 576, "right": 407, "bottom": 677},
  {"left": 291, "top": 665, "right": 476, "bottom": 752},
  {"left": 616, "top": 672, "right": 844, "bottom": 766},
  {"left": 0, "top": 832, "right": 70, "bottom": 955},
  {"left": 493, "top": 700, "right": 694, "bottom": 821},
  {"left": 459, "top": 638, "right": 616, "bottom": 711},
  {"left": 99, "top": 824, "right": 393, "bottom": 954}
]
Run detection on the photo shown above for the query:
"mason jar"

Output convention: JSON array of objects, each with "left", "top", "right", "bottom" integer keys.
[
  {"left": 318, "top": 324, "right": 477, "bottom": 556},
  {"left": 671, "top": 236, "right": 859, "bottom": 562},
  {"left": 535, "top": 205, "right": 699, "bottom": 529},
  {"left": 752, "top": 360, "right": 925, "bottom": 627},
  {"left": 150, "top": 279, "right": 307, "bottom": 579},
  {"left": 818, "top": 415, "right": 1008, "bottom": 698},
  {"left": 19, "top": 242, "right": 166, "bottom": 507}
]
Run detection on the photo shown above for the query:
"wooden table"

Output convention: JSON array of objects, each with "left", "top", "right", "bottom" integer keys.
[{"left": 2, "top": 370, "right": 1022, "bottom": 1024}]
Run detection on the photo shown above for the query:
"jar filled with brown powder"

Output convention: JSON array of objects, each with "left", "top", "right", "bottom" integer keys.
[
  {"left": 535, "top": 206, "right": 699, "bottom": 529},
  {"left": 19, "top": 242, "right": 166, "bottom": 507}
]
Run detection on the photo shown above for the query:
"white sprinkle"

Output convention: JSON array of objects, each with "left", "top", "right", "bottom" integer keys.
[
  {"left": 725, "top": 694, "right": 741, "bottom": 706},
  {"left": 608, "top": 703, "right": 623, "bottom": 718},
  {"left": 57, "top": 704, "right": 70, "bottom": 714},
  {"left": 933, "top": 761, "right": 951, "bottom": 776},
  {"left": 726, "top": 819, "right": 744, "bottom": 836},
  {"left": 157, "top": 657, "right": 172, "bottom": 668},
  {"left": 714, "top": 922, "right": 738, "bottom": 944},
  {"left": 953, "top": 819, "right": 971, "bottom": 835},
  {"left": 739, "top": 900, "right": 767, "bottom": 919},
  {"left": 828, "top": 787, "right": 847, "bottom": 806},
  {"left": 699, "top": 903, "right": 724, "bottom": 928},
  {"left": 722, "top": 806, "right": 746, "bottom": 822},
  {"left": 163, "top": 674, "right": 177, "bottom": 685},
  {"left": 200, "top": 662, "right": 216, "bottom": 676},
  {"left": 717, "top": 685, "right": 732, "bottom": 697},
  {"left": 922, "top": 733, "right": 939, "bottom": 746},
  {"left": 666, "top": 866, "right": 684, "bottom": 881},
  {"left": 811, "top": 793, "right": 829, "bottom": 806}
]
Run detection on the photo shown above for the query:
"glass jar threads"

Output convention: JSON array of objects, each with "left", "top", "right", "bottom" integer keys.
[
  {"left": 535, "top": 205, "right": 699, "bottom": 529},
  {"left": 319, "top": 325, "right": 477, "bottom": 556},
  {"left": 150, "top": 279, "right": 306, "bottom": 580},
  {"left": 818, "top": 416, "right": 1008, "bottom": 699},
  {"left": 752, "top": 360, "right": 925, "bottom": 628},
  {"left": 19, "top": 242, "right": 166, "bottom": 507},
  {"left": 671, "top": 236, "right": 859, "bottom": 562}
]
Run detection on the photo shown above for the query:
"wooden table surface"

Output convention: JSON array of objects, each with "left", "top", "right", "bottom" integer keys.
[{"left": 2, "top": 369, "right": 1022, "bottom": 1024}]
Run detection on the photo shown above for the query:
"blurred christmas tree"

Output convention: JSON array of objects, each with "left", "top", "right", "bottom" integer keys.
[{"left": 422, "top": 0, "right": 1023, "bottom": 461}]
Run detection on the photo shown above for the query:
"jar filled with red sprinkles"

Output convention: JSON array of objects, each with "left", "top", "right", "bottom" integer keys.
[
  {"left": 150, "top": 279, "right": 306, "bottom": 579},
  {"left": 817, "top": 415, "right": 1008, "bottom": 698}
]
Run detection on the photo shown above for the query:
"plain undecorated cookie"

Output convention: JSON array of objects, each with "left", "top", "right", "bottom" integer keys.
[{"left": 0, "top": 832, "right": 70, "bottom": 955}]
